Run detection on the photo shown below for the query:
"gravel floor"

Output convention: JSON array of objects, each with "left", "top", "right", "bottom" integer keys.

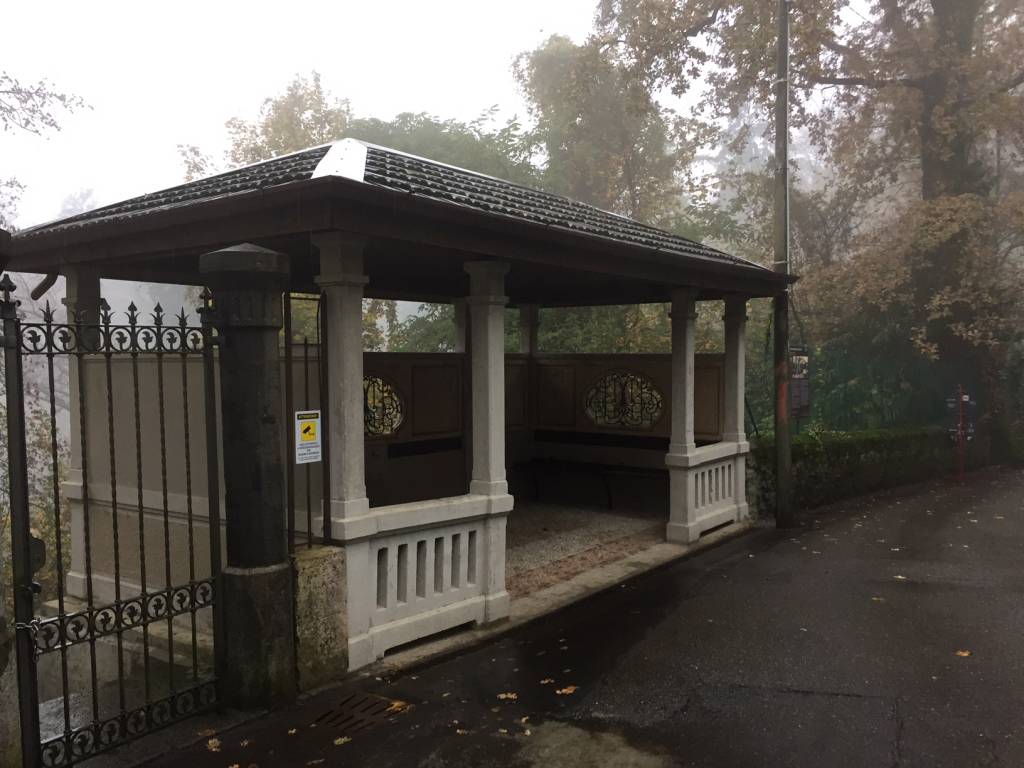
[{"left": 506, "top": 502, "right": 664, "bottom": 598}]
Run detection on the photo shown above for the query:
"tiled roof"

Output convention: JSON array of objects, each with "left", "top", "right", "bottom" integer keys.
[
  {"left": 19, "top": 145, "right": 331, "bottom": 234},
  {"left": 16, "top": 139, "right": 765, "bottom": 272},
  {"left": 359, "top": 144, "right": 754, "bottom": 268}
]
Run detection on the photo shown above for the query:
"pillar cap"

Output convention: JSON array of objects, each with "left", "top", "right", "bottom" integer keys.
[{"left": 200, "top": 243, "right": 289, "bottom": 281}]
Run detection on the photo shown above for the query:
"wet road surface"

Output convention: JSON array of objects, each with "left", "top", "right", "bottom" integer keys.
[{"left": 145, "top": 467, "right": 1024, "bottom": 767}]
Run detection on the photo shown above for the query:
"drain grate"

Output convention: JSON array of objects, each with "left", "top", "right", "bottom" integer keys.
[{"left": 313, "top": 692, "right": 411, "bottom": 735}]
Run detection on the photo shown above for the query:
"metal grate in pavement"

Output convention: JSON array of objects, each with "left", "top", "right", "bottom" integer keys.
[{"left": 313, "top": 692, "right": 410, "bottom": 735}]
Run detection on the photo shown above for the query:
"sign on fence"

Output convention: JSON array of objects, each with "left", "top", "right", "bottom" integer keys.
[{"left": 295, "top": 410, "right": 322, "bottom": 464}]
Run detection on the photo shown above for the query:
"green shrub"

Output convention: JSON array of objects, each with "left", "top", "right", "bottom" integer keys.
[{"left": 750, "top": 427, "right": 992, "bottom": 513}]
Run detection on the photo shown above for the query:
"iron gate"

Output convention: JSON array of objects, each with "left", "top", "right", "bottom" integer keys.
[{"left": 2, "top": 276, "right": 222, "bottom": 767}]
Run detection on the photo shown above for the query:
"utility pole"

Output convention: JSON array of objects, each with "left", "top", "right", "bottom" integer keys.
[{"left": 773, "top": 0, "right": 796, "bottom": 528}]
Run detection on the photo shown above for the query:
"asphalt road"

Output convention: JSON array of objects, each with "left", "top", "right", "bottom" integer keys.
[{"left": 146, "top": 467, "right": 1024, "bottom": 767}]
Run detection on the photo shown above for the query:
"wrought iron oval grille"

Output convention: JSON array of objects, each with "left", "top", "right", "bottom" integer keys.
[
  {"left": 363, "top": 375, "right": 404, "bottom": 436},
  {"left": 584, "top": 370, "right": 665, "bottom": 429}
]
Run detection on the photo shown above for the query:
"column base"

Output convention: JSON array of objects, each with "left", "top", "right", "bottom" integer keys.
[
  {"left": 469, "top": 479, "right": 509, "bottom": 496},
  {"left": 327, "top": 497, "right": 370, "bottom": 519},
  {"left": 666, "top": 521, "right": 700, "bottom": 544},
  {"left": 483, "top": 590, "right": 510, "bottom": 622},
  {"left": 221, "top": 562, "right": 297, "bottom": 708}
]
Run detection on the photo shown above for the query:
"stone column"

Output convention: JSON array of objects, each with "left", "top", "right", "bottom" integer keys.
[
  {"left": 518, "top": 304, "right": 539, "bottom": 355},
  {"left": 466, "top": 261, "right": 511, "bottom": 622},
  {"left": 315, "top": 232, "right": 370, "bottom": 520},
  {"left": 466, "top": 262, "right": 509, "bottom": 496},
  {"left": 314, "top": 233, "right": 372, "bottom": 669},
  {"left": 665, "top": 289, "right": 700, "bottom": 544},
  {"left": 724, "top": 296, "right": 751, "bottom": 519},
  {"left": 62, "top": 266, "right": 102, "bottom": 600},
  {"left": 200, "top": 243, "right": 296, "bottom": 707},
  {"left": 723, "top": 297, "right": 748, "bottom": 443}
]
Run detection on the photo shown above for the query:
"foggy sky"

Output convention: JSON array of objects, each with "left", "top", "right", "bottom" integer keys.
[{"left": 5, "top": 0, "right": 595, "bottom": 228}]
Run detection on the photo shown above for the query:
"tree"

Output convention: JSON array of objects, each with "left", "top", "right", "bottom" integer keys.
[
  {"left": 515, "top": 35, "right": 686, "bottom": 225},
  {"left": 598, "top": 0, "right": 1024, "bottom": 432},
  {"left": 0, "top": 71, "right": 84, "bottom": 229}
]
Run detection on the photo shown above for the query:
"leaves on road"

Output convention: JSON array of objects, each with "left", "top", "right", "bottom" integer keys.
[
  {"left": 555, "top": 685, "right": 578, "bottom": 695},
  {"left": 955, "top": 650, "right": 972, "bottom": 657},
  {"left": 205, "top": 738, "right": 221, "bottom": 753},
  {"left": 497, "top": 692, "right": 518, "bottom": 701}
]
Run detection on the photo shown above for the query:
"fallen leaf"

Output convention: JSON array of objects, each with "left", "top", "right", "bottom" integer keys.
[
  {"left": 333, "top": 736, "right": 351, "bottom": 746},
  {"left": 894, "top": 575, "right": 908, "bottom": 581},
  {"left": 287, "top": 728, "right": 297, "bottom": 736},
  {"left": 524, "top": 729, "right": 532, "bottom": 736},
  {"left": 555, "top": 685, "right": 578, "bottom": 695},
  {"left": 539, "top": 678, "right": 554, "bottom": 685},
  {"left": 520, "top": 716, "right": 529, "bottom": 724},
  {"left": 871, "top": 596, "right": 885, "bottom": 603},
  {"left": 455, "top": 729, "right": 468, "bottom": 736},
  {"left": 498, "top": 728, "right": 509, "bottom": 734},
  {"left": 197, "top": 729, "right": 217, "bottom": 738},
  {"left": 955, "top": 650, "right": 972, "bottom": 657},
  {"left": 497, "top": 692, "right": 518, "bottom": 701},
  {"left": 385, "top": 699, "right": 411, "bottom": 715},
  {"left": 239, "top": 740, "right": 250, "bottom": 748},
  {"left": 205, "top": 738, "right": 221, "bottom": 753}
]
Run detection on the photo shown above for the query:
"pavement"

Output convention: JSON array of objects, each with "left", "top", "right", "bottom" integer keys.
[{"left": 143, "top": 466, "right": 1024, "bottom": 767}]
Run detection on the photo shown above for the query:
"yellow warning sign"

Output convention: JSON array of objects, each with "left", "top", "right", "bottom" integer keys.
[
  {"left": 299, "top": 419, "right": 317, "bottom": 442},
  {"left": 294, "top": 410, "right": 322, "bottom": 464}
]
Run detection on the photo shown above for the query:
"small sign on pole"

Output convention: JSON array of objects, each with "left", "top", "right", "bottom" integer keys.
[{"left": 294, "top": 410, "right": 322, "bottom": 465}]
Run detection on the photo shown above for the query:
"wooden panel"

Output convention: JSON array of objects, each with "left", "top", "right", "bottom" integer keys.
[
  {"left": 411, "top": 364, "right": 462, "bottom": 436},
  {"left": 694, "top": 362, "right": 723, "bottom": 440},
  {"left": 536, "top": 364, "right": 576, "bottom": 428},
  {"left": 505, "top": 361, "right": 527, "bottom": 429}
]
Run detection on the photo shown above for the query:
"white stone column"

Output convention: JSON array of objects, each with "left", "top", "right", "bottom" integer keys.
[
  {"left": 465, "top": 261, "right": 511, "bottom": 623},
  {"left": 723, "top": 297, "right": 748, "bottom": 443},
  {"left": 466, "top": 262, "right": 510, "bottom": 497},
  {"left": 315, "top": 232, "right": 373, "bottom": 670},
  {"left": 62, "top": 267, "right": 102, "bottom": 599},
  {"left": 315, "top": 233, "right": 370, "bottom": 522},
  {"left": 665, "top": 289, "right": 700, "bottom": 544},
  {"left": 724, "top": 296, "right": 750, "bottom": 519},
  {"left": 518, "top": 304, "right": 539, "bottom": 355}
]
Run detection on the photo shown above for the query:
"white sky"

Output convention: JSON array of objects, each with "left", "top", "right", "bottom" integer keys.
[{"left": 4, "top": 0, "right": 597, "bottom": 228}]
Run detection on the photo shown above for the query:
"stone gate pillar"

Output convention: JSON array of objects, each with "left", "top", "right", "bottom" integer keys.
[{"left": 200, "top": 243, "right": 296, "bottom": 707}]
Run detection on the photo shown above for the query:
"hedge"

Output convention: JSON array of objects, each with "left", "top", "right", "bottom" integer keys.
[{"left": 749, "top": 426, "right": 992, "bottom": 513}]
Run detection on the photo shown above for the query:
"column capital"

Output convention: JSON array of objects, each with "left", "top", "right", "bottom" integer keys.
[
  {"left": 315, "top": 231, "right": 368, "bottom": 288},
  {"left": 465, "top": 261, "right": 510, "bottom": 304},
  {"left": 200, "top": 244, "right": 290, "bottom": 329},
  {"left": 315, "top": 272, "right": 368, "bottom": 289},
  {"left": 724, "top": 295, "right": 749, "bottom": 321}
]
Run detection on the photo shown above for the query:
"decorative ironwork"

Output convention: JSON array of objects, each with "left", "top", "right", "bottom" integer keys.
[
  {"left": 32, "top": 580, "right": 215, "bottom": 655},
  {"left": 18, "top": 302, "right": 205, "bottom": 356},
  {"left": 363, "top": 375, "right": 404, "bottom": 436},
  {"left": 39, "top": 682, "right": 218, "bottom": 768},
  {"left": 584, "top": 370, "right": 665, "bottom": 429}
]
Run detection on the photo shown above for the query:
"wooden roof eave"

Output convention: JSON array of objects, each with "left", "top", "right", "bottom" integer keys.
[{"left": 8, "top": 176, "right": 795, "bottom": 299}]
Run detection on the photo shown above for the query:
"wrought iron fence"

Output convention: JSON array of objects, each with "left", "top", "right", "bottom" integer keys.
[{"left": 2, "top": 277, "right": 222, "bottom": 767}]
